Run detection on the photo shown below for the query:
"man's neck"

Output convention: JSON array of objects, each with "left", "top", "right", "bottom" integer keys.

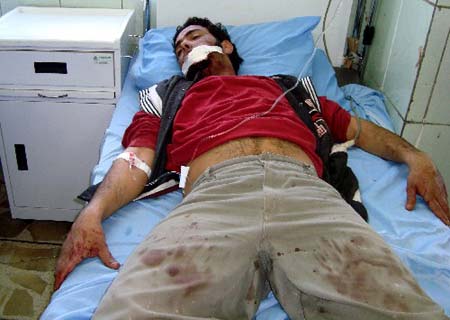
[{"left": 202, "top": 52, "right": 236, "bottom": 77}]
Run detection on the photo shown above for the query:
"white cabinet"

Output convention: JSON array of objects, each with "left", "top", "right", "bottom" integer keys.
[
  {"left": 0, "top": 101, "right": 113, "bottom": 218},
  {"left": 0, "top": 0, "right": 146, "bottom": 37},
  {"left": 0, "top": 7, "right": 135, "bottom": 221}
]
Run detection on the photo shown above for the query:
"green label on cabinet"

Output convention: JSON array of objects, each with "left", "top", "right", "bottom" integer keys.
[{"left": 93, "top": 55, "right": 112, "bottom": 65}]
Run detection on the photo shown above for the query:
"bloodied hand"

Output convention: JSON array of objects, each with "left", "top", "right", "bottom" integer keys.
[{"left": 54, "top": 209, "right": 120, "bottom": 290}]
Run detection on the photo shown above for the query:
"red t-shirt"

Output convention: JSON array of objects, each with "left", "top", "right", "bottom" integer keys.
[{"left": 123, "top": 75, "right": 351, "bottom": 177}]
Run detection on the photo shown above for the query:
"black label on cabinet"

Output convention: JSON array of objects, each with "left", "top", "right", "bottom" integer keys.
[{"left": 34, "top": 62, "right": 68, "bottom": 74}]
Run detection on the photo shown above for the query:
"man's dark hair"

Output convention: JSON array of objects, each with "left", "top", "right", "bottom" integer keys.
[{"left": 173, "top": 17, "right": 243, "bottom": 74}]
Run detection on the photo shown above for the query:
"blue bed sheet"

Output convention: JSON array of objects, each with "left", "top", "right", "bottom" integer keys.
[{"left": 41, "top": 50, "right": 450, "bottom": 319}]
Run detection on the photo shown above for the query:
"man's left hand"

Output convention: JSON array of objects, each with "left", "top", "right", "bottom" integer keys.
[{"left": 406, "top": 152, "right": 449, "bottom": 226}]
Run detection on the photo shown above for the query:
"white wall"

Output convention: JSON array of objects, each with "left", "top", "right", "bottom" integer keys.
[
  {"left": 363, "top": 0, "right": 434, "bottom": 132},
  {"left": 154, "top": 0, "right": 355, "bottom": 67},
  {"left": 363, "top": 0, "right": 450, "bottom": 200}
]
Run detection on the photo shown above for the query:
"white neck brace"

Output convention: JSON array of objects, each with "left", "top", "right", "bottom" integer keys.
[{"left": 181, "top": 45, "right": 224, "bottom": 77}]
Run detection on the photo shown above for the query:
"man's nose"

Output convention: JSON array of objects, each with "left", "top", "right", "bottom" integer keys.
[{"left": 180, "top": 40, "right": 192, "bottom": 51}]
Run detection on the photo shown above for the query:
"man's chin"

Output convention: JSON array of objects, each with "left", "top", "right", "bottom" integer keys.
[{"left": 185, "top": 59, "right": 210, "bottom": 81}]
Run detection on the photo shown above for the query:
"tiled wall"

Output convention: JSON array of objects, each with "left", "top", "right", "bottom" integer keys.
[
  {"left": 363, "top": 0, "right": 450, "bottom": 199},
  {"left": 0, "top": 0, "right": 146, "bottom": 35}
]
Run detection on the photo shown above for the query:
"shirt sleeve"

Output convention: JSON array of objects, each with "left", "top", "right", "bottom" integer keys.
[
  {"left": 122, "top": 110, "right": 161, "bottom": 149},
  {"left": 319, "top": 96, "right": 351, "bottom": 143}
]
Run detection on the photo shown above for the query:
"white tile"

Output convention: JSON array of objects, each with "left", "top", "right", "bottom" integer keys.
[
  {"left": 425, "top": 23, "right": 450, "bottom": 124},
  {"left": 60, "top": 0, "right": 121, "bottom": 9},
  {"left": 383, "top": 0, "right": 433, "bottom": 118},
  {"left": 417, "top": 8, "right": 450, "bottom": 83},
  {"left": 1, "top": 0, "right": 60, "bottom": 13},
  {"left": 401, "top": 122, "right": 421, "bottom": 145},
  {"left": 438, "top": 0, "right": 450, "bottom": 6},
  {"left": 150, "top": 0, "right": 156, "bottom": 28},
  {"left": 408, "top": 83, "right": 431, "bottom": 121},
  {"left": 408, "top": 6, "right": 450, "bottom": 122},
  {"left": 403, "top": 123, "right": 450, "bottom": 202},
  {"left": 363, "top": 0, "right": 402, "bottom": 91}
]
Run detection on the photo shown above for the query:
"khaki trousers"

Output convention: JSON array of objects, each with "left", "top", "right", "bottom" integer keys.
[{"left": 94, "top": 153, "right": 447, "bottom": 320}]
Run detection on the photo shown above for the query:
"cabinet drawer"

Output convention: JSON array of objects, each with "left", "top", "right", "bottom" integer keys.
[{"left": 0, "top": 50, "right": 115, "bottom": 89}]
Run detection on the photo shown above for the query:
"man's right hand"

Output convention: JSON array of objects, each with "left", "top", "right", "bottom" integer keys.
[
  {"left": 54, "top": 210, "right": 120, "bottom": 290},
  {"left": 52, "top": 147, "right": 154, "bottom": 291}
]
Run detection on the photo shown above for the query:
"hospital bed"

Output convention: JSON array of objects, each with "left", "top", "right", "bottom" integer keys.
[{"left": 41, "top": 1, "right": 450, "bottom": 318}]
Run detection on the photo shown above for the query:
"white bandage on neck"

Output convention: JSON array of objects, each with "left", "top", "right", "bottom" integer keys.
[
  {"left": 181, "top": 45, "right": 223, "bottom": 77},
  {"left": 116, "top": 151, "right": 152, "bottom": 178}
]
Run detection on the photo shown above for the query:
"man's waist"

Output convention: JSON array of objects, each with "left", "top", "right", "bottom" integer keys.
[{"left": 184, "top": 137, "right": 314, "bottom": 195}]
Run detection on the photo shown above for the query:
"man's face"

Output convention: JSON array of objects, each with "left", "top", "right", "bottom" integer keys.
[{"left": 175, "top": 25, "right": 218, "bottom": 67}]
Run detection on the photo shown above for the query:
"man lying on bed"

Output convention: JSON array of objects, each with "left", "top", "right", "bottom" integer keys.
[{"left": 55, "top": 17, "right": 449, "bottom": 320}]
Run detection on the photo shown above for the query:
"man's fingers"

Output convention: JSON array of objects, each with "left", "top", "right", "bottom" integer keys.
[
  {"left": 406, "top": 183, "right": 417, "bottom": 211},
  {"left": 436, "top": 195, "right": 449, "bottom": 218},
  {"left": 428, "top": 199, "right": 450, "bottom": 226},
  {"left": 54, "top": 245, "right": 118, "bottom": 291},
  {"left": 425, "top": 176, "right": 449, "bottom": 225},
  {"left": 54, "top": 247, "right": 72, "bottom": 290},
  {"left": 54, "top": 255, "right": 82, "bottom": 290},
  {"left": 54, "top": 267, "right": 72, "bottom": 291},
  {"left": 434, "top": 178, "right": 449, "bottom": 215},
  {"left": 54, "top": 273, "right": 64, "bottom": 291},
  {"left": 98, "top": 245, "right": 120, "bottom": 270}
]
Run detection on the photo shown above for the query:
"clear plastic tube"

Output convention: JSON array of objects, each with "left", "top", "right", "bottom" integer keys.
[{"left": 189, "top": 0, "right": 345, "bottom": 163}]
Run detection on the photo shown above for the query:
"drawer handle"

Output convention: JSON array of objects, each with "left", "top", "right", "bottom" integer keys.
[
  {"left": 15, "top": 144, "right": 28, "bottom": 171},
  {"left": 37, "top": 93, "right": 69, "bottom": 99}
]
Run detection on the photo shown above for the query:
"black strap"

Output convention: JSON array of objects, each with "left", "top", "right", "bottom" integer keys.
[{"left": 272, "top": 75, "right": 333, "bottom": 181}]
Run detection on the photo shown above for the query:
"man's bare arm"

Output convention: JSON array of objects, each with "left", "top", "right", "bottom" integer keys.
[
  {"left": 54, "top": 147, "right": 154, "bottom": 290},
  {"left": 88, "top": 147, "right": 155, "bottom": 219},
  {"left": 346, "top": 117, "right": 449, "bottom": 225}
]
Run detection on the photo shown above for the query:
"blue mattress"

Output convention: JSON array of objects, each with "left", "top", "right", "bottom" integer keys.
[{"left": 42, "top": 20, "right": 450, "bottom": 319}]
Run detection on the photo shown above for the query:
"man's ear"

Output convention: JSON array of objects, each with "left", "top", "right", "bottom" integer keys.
[{"left": 221, "top": 40, "right": 234, "bottom": 55}]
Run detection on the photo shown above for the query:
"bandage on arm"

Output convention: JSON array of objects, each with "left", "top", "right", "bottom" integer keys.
[
  {"left": 87, "top": 147, "right": 154, "bottom": 221},
  {"left": 115, "top": 151, "right": 152, "bottom": 178}
]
